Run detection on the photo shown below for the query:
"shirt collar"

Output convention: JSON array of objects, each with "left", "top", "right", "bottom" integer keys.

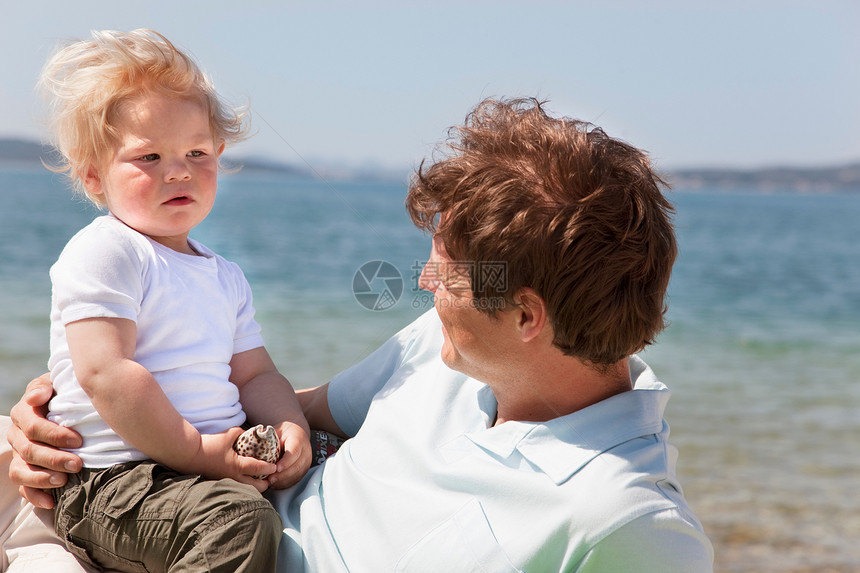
[{"left": 440, "top": 356, "right": 671, "bottom": 484}]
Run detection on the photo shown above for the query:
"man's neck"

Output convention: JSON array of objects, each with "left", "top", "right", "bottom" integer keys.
[{"left": 492, "top": 351, "right": 632, "bottom": 426}]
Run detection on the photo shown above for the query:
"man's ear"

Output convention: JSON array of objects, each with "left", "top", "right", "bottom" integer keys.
[{"left": 512, "top": 288, "right": 548, "bottom": 343}]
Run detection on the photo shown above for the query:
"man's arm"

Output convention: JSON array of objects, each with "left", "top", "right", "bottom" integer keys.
[
  {"left": 7, "top": 374, "right": 81, "bottom": 508},
  {"left": 576, "top": 509, "right": 714, "bottom": 573},
  {"left": 296, "top": 383, "right": 347, "bottom": 438},
  {"left": 323, "top": 314, "right": 439, "bottom": 437}
]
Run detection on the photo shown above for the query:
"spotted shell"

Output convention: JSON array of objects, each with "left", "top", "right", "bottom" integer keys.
[{"left": 233, "top": 424, "right": 281, "bottom": 478}]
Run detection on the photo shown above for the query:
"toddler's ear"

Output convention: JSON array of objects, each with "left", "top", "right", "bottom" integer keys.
[{"left": 80, "top": 165, "right": 103, "bottom": 195}]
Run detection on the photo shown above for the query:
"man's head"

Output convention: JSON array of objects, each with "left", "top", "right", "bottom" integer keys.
[
  {"left": 38, "top": 29, "right": 247, "bottom": 206},
  {"left": 406, "top": 97, "right": 677, "bottom": 366}
]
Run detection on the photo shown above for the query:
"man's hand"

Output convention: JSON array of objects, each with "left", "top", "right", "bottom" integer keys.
[{"left": 8, "top": 374, "right": 83, "bottom": 509}]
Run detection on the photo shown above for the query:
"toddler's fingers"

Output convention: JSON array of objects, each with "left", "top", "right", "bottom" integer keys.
[
  {"left": 235, "top": 454, "right": 276, "bottom": 477},
  {"left": 233, "top": 473, "right": 271, "bottom": 493},
  {"left": 270, "top": 448, "right": 312, "bottom": 489}
]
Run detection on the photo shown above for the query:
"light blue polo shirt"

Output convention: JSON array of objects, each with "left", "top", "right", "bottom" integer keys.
[{"left": 270, "top": 310, "right": 713, "bottom": 572}]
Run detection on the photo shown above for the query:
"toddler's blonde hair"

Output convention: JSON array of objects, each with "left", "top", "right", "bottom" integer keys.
[{"left": 39, "top": 29, "right": 248, "bottom": 206}]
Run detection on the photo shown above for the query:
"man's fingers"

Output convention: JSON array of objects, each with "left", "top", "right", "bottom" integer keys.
[
  {"left": 22, "top": 375, "right": 54, "bottom": 406},
  {"left": 9, "top": 372, "right": 79, "bottom": 450},
  {"left": 9, "top": 404, "right": 82, "bottom": 450},
  {"left": 19, "top": 485, "right": 57, "bottom": 510},
  {"left": 7, "top": 424, "right": 82, "bottom": 473},
  {"left": 8, "top": 448, "right": 75, "bottom": 486}
]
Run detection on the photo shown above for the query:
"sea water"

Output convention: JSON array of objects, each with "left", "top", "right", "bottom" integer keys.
[{"left": 1, "top": 166, "right": 858, "bottom": 572}]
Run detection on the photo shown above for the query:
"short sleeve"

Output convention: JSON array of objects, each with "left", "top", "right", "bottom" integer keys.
[
  {"left": 575, "top": 508, "right": 714, "bottom": 573},
  {"left": 228, "top": 261, "right": 264, "bottom": 354},
  {"left": 327, "top": 310, "right": 441, "bottom": 436},
  {"left": 50, "top": 219, "right": 144, "bottom": 325}
]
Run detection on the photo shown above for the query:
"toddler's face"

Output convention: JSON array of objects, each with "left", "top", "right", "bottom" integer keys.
[{"left": 84, "top": 92, "right": 223, "bottom": 254}]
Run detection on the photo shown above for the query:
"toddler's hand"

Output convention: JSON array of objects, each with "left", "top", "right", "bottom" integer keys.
[
  {"left": 268, "top": 421, "right": 312, "bottom": 489},
  {"left": 198, "top": 428, "right": 276, "bottom": 492},
  {"left": 233, "top": 424, "right": 280, "bottom": 477}
]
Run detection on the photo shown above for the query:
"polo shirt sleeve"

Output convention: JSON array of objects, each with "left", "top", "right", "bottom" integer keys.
[
  {"left": 575, "top": 508, "right": 714, "bottom": 572},
  {"left": 327, "top": 310, "right": 440, "bottom": 437}
]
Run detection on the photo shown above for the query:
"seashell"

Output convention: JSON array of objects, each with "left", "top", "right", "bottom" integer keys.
[{"left": 233, "top": 424, "right": 281, "bottom": 479}]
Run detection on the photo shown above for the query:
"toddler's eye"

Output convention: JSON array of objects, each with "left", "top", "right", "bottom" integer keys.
[
  {"left": 188, "top": 150, "right": 205, "bottom": 157},
  {"left": 139, "top": 153, "right": 159, "bottom": 161}
]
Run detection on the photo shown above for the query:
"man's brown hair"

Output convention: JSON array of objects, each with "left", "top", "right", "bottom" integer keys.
[{"left": 406, "top": 97, "right": 677, "bottom": 365}]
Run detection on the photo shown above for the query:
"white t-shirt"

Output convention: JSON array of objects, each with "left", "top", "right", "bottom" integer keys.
[
  {"left": 270, "top": 309, "right": 714, "bottom": 572},
  {"left": 47, "top": 215, "right": 264, "bottom": 467}
]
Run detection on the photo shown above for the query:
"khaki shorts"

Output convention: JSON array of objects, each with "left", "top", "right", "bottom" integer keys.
[{"left": 52, "top": 460, "right": 282, "bottom": 573}]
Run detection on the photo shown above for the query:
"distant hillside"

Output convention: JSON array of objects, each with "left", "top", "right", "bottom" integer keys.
[
  {"left": 0, "top": 137, "right": 310, "bottom": 176},
  {"left": 667, "top": 163, "right": 860, "bottom": 193},
  {"left": 220, "top": 156, "right": 311, "bottom": 178},
  {"left": 0, "top": 137, "right": 403, "bottom": 182},
  {"left": 1, "top": 137, "right": 857, "bottom": 191},
  {"left": 0, "top": 138, "right": 56, "bottom": 163}
]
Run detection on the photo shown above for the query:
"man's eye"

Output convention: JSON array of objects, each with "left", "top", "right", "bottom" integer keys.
[
  {"left": 139, "top": 153, "right": 159, "bottom": 161},
  {"left": 441, "top": 274, "right": 472, "bottom": 295}
]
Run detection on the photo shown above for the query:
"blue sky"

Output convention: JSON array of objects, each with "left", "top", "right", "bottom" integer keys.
[{"left": 2, "top": 1, "right": 857, "bottom": 171}]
